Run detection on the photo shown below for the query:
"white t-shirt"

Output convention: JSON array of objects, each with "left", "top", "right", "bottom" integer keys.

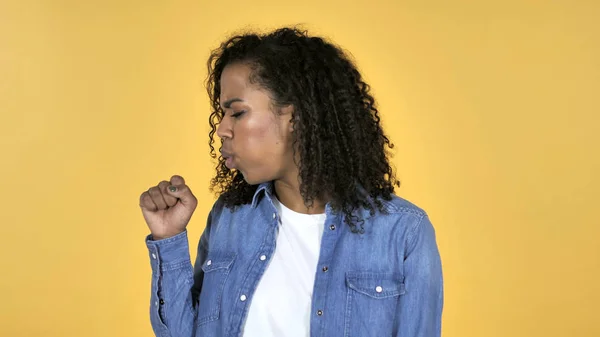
[{"left": 242, "top": 196, "right": 326, "bottom": 337}]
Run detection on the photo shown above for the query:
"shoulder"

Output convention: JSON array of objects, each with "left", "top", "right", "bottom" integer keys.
[
  {"left": 374, "top": 193, "right": 428, "bottom": 218},
  {"left": 208, "top": 194, "right": 227, "bottom": 216},
  {"left": 365, "top": 193, "right": 434, "bottom": 239},
  {"left": 206, "top": 194, "right": 257, "bottom": 225}
]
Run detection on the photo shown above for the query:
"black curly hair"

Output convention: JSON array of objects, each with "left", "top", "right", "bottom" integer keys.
[{"left": 206, "top": 27, "right": 400, "bottom": 233}]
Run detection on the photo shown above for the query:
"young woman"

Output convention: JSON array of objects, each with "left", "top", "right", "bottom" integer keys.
[{"left": 139, "top": 27, "right": 443, "bottom": 337}]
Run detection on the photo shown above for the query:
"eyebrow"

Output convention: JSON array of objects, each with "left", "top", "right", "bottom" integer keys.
[{"left": 222, "top": 98, "right": 244, "bottom": 109}]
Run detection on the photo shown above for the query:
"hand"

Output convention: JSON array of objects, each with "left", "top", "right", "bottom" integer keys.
[{"left": 139, "top": 175, "right": 198, "bottom": 240}]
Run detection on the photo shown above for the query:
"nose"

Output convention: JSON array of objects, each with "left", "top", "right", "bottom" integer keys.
[{"left": 216, "top": 115, "right": 232, "bottom": 140}]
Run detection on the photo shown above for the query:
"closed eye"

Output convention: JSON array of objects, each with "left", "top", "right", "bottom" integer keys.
[{"left": 231, "top": 110, "right": 246, "bottom": 119}]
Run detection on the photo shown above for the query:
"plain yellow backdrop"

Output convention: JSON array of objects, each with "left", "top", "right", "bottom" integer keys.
[{"left": 1, "top": 0, "right": 598, "bottom": 336}]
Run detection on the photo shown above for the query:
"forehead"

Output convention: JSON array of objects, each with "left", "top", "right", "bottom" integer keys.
[{"left": 219, "top": 63, "right": 253, "bottom": 100}]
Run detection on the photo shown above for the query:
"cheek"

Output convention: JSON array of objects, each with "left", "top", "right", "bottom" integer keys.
[
  {"left": 243, "top": 119, "right": 282, "bottom": 148},
  {"left": 238, "top": 120, "right": 289, "bottom": 163}
]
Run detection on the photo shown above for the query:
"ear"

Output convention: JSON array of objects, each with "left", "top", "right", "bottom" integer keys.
[{"left": 279, "top": 104, "right": 295, "bottom": 132}]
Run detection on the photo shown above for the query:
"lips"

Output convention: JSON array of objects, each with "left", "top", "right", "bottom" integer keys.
[{"left": 220, "top": 149, "right": 235, "bottom": 169}]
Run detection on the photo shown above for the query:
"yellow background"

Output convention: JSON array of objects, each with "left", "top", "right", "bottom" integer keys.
[{"left": 1, "top": 0, "right": 598, "bottom": 336}]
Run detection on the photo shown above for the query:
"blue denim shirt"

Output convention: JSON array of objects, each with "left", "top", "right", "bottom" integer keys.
[{"left": 146, "top": 182, "right": 443, "bottom": 337}]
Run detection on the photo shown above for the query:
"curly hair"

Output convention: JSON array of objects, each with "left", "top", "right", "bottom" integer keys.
[{"left": 206, "top": 27, "right": 400, "bottom": 233}]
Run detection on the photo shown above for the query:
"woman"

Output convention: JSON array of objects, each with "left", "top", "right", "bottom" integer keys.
[{"left": 139, "top": 27, "right": 443, "bottom": 337}]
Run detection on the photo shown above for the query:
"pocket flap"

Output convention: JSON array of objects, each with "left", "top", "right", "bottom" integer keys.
[
  {"left": 201, "top": 252, "right": 236, "bottom": 273},
  {"left": 346, "top": 272, "right": 405, "bottom": 298}
]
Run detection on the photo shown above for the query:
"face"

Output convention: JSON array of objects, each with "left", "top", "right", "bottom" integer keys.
[{"left": 216, "top": 63, "right": 295, "bottom": 185}]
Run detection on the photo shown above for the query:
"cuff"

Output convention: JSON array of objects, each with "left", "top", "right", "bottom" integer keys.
[{"left": 146, "top": 230, "right": 191, "bottom": 271}]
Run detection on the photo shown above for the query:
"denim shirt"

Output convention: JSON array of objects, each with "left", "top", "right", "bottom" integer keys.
[{"left": 146, "top": 182, "right": 443, "bottom": 337}]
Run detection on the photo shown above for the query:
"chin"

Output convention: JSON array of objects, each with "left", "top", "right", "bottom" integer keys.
[
  {"left": 242, "top": 176, "right": 266, "bottom": 186},
  {"left": 239, "top": 171, "right": 271, "bottom": 186}
]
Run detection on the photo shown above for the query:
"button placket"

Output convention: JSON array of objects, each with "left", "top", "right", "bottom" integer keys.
[{"left": 311, "top": 218, "right": 337, "bottom": 326}]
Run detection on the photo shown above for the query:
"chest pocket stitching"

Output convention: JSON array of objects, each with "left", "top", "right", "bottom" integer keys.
[
  {"left": 346, "top": 271, "right": 406, "bottom": 298},
  {"left": 196, "top": 252, "right": 236, "bottom": 326},
  {"left": 201, "top": 253, "right": 236, "bottom": 272},
  {"left": 344, "top": 272, "right": 405, "bottom": 337}
]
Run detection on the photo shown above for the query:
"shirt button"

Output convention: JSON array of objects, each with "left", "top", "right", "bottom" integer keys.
[
  {"left": 317, "top": 310, "right": 323, "bottom": 316},
  {"left": 152, "top": 253, "right": 157, "bottom": 259},
  {"left": 240, "top": 295, "right": 247, "bottom": 302},
  {"left": 272, "top": 213, "right": 276, "bottom": 219},
  {"left": 375, "top": 286, "right": 383, "bottom": 293},
  {"left": 329, "top": 224, "right": 336, "bottom": 230},
  {"left": 206, "top": 260, "right": 212, "bottom": 266},
  {"left": 155, "top": 301, "right": 158, "bottom": 306},
  {"left": 260, "top": 255, "right": 267, "bottom": 261},
  {"left": 322, "top": 266, "right": 329, "bottom": 272}
]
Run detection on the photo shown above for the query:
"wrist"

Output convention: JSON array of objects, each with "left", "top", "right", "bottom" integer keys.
[{"left": 151, "top": 230, "right": 185, "bottom": 241}]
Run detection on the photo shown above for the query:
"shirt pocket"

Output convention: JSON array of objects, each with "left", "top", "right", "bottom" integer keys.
[
  {"left": 344, "top": 271, "right": 405, "bottom": 337},
  {"left": 196, "top": 252, "right": 236, "bottom": 326}
]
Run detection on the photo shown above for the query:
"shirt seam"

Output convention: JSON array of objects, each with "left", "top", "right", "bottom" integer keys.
[{"left": 405, "top": 212, "right": 427, "bottom": 251}]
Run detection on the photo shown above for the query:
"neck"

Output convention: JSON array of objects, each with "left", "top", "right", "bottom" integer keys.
[{"left": 272, "top": 177, "right": 326, "bottom": 215}]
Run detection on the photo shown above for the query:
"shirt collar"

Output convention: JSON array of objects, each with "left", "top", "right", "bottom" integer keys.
[
  {"left": 251, "top": 181, "right": 273, "bottom": 208},
  {"left": 250, "top": 180, "right": 377, "bottom": 220}
]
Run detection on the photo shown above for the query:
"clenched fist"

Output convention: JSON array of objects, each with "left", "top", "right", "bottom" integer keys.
[{"left": 139, "top": 175, "right": 198, "bottom": 240}]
